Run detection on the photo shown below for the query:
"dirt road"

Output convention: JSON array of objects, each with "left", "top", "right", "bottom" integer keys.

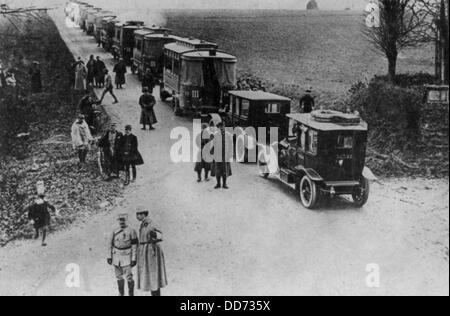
[{"left": 0, "top": 8, "right": 448, "bottom": 296}]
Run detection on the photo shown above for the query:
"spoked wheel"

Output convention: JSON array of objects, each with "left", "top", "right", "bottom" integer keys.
[
  {"left": 300, "top": 176, "right": 318, "bottom": 209},
  {"left": 352, "top": 177, "right": 370, "bottom": 208}
]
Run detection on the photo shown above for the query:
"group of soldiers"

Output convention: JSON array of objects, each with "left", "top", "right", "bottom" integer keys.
[{"left": 108, "top": 211, "right": 167, "bottom": 296}]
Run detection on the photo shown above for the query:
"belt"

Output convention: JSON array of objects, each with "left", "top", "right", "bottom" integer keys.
[{"left": 114, "top": 246, "right": 132, "bottom": 251}]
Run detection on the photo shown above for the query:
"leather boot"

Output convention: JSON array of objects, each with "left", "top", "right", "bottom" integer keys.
[
  {"left": 128, "top": 280, "right": 135, "bottom": 296},
  {"left": 117, "top": 280, "right": 125, "bottom": 296}
]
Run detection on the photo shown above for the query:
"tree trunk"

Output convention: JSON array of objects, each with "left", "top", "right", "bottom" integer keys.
[
  {"left": 387, "top": 50, "right": 398, "bottom": 81},
  {"left": 441, "top": 0, "right": 449, "bottom": 84}
]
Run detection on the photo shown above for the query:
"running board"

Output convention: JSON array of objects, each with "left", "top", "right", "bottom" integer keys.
[{"left": 276, "top": 175, "right": 297, "bottom": 190}]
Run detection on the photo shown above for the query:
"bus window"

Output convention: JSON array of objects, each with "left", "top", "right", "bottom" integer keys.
[
  {"left": 164, "top": 55, "right": 172, "bottom": 72},
  {"left": 265, "top": 103, "right": 281, "bottom": 114},
  {"left": 173, "top": 59, "right": 180, "bottom": 75}
]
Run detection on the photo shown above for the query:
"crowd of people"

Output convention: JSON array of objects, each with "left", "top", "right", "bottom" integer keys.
[{"left": 72, "top": 55, "right": 128, "bottom": 105}]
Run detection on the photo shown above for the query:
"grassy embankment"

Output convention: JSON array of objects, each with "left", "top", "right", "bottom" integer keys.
[{"left": 0, "top": 14, "right": 122, "bottom": 246}]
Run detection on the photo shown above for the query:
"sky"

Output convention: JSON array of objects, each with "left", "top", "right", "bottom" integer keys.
[{"left": 3, "top": 0, "right": 371, "bottom": 11}]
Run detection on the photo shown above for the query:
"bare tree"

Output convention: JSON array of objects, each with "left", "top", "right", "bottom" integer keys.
[
  {"left": 1, "top": 3, "right": 51, "bottom": 34},
  {"left": 364, "top": 0, "right": 435, "bottom": 80},
  {"left": 417, "top": 0, "right": 449, "bottom": 83}
]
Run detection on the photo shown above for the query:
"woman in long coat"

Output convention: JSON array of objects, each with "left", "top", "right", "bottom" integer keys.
[
  {"left": 139, "top": 88, "right": 157, "bottom": 130},
  {"left": 74, "top": 61, "right": 87, "bottom": 91},
  {"left": 136, "top": 210, "right": 168, "bottom": 296},
  {"left": 113, "top": 59, "right": 127, "bottom": 89}
]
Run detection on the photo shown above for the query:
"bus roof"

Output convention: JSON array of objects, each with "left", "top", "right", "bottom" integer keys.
[
  {"left": 287, "top": 113, "right": 368, "bottom": 132},
  {"left": 182, "top": 50, "right": 237, "bottom": 61},
  {"left": 229, "top": 91, "right": 291, "bottom": 102},
  {"left": 144, "top": 33, "right": 176, "bottom": 40}
]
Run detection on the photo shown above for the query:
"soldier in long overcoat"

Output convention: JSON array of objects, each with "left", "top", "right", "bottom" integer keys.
[
  {"left": 136, "top": 210, "right": 168, "bottom": 296},
  {"left": 113, "top": 59, "right": 127, "bottom": 89},
  {"left": 211, "top": 122, "right": 234, "bottom": 189},
  {"left": 107, "top": 214, "right": 138, "bottom": 296},
  {"left": 139, "top": 88, "right": 157, "bottom": 130}
]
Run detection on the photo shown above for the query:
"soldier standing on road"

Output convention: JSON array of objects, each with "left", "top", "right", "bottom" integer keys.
[
  {"left": 120, "top": 125, "right": 144, "bottom": 186},
  {"left": 299, "top": 88, "right": 315, "bottom": 113},
  {"left": 211, "top": 122, "right": 233, "bottom": 189},
  {"left": 136, "top": 209, "right": 168, "bottom": 296},
  {"left": 139, "top": 87, "right": 157, "bottom": 130},
  {"left": 107, "top": 214, "right": 138, "bottom": 296},
  {"left": 99, "top": 69, "right": 119, "bottom": 104}
]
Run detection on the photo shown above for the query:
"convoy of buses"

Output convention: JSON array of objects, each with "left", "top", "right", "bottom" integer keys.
[
  {"left": 65, "top": 1, "right": 374, "bottom": 210},
  {"left": 65, "top": 0, "right": 238, "bottom": 117}
]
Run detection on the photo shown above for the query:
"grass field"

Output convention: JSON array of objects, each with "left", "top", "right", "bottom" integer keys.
[{"left": 165, "top": 10, "right": 435, "bottom": 103}]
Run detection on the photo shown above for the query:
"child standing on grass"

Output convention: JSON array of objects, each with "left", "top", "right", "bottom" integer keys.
[{"left": 26, "top": 182, "right": 58, "bottom": 247}]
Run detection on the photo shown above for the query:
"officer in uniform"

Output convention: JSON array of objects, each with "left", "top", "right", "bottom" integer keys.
[{"left": 107, "top": 214, "right": 138, "bottom": 296}]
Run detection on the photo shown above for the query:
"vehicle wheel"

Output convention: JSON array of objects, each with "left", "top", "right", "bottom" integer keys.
[
  {"left": 352, "top": 177, "right": 370, "bottom": 208},
  {"left": 300, "top": 176, "right": 318, "bottom": 209}
]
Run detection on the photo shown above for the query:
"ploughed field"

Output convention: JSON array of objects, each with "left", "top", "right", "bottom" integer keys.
[{"left": 165, "top": 9, "right": 435, "bottom": 101}]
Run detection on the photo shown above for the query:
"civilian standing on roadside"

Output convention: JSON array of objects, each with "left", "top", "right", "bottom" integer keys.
[
  {"left": 194, "top": 124, "right": 212, "bottom": 182},
  {"left": 139, "top": 87, "right": 157, "bottom": 130},
  {"left": 74, "top": 59, "right": 87, "bottom": 92},
  {"left": 113, "top": 58, "right": 127, "bottom": 89},
  {"left": 86, "top": 55, "right": 96, "bottom": 86},
  {"left": 95, "top": 56, "right": 106, "bottom": 88}
]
